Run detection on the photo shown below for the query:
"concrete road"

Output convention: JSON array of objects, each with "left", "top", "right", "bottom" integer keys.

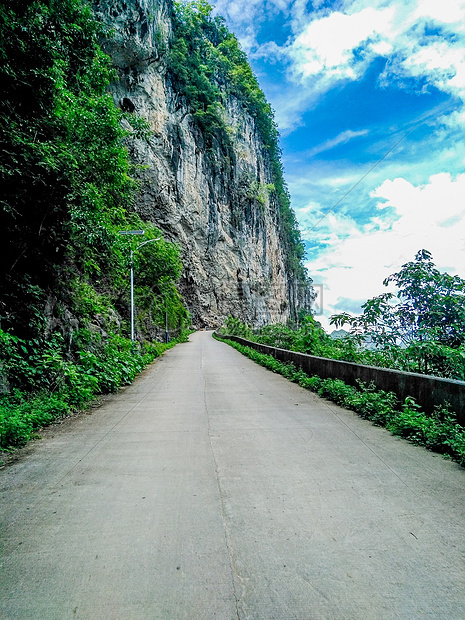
[{"left": 1, "top": 331, "right": 464, "bottom": 620}]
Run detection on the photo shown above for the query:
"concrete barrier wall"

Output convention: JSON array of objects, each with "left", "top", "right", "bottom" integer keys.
[{"left": 218, "top": 334, "right": 465, "bottom": 425}]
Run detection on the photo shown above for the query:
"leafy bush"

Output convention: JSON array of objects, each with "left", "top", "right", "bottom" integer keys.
[
  {"left": 218, "top": 316, "right": 253, "bottom": 339},
  {"left": 220, "top": 251, "right": 465, "bottom": 382},
  {"left": 317, "top": 378, "right": 357, "bottom": 407},
  {"left": 0, "top": 1, "right": 193, "bottom": 453},
  {"left": 0, "top": 1, "right": 190, "bottom": 345},
  {"left": 331, "top": 251, "right": 465, "bottom": 380},
  {"left": 1, "top": 0, "right": 133, "bottom": 337}
]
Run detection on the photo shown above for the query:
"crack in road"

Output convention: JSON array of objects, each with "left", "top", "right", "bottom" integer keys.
[{"left": 201, "top": 349, "right": 243, "bottom": 620}]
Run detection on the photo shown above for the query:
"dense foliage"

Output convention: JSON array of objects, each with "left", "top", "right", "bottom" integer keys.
[
  {"left": 0, "top": 330, "right": 191, "bottom": 451},
  {"left": 0, "top": 0, "right": 190, "bottom": 450},
  {"left": 219, "top": 314, "right": 366, "bottom": 363},
  {"left": 216, "top": 337, "right": 465, "bottom": 468},
  {"left": 169, "top": 0, "right": 307, "bottom": 280},
  {"left": 2, "top": 0, "right": 125, "bottom": 334},
  {"left": 0, "top": 0, "right": 189, "bottom": 338}
]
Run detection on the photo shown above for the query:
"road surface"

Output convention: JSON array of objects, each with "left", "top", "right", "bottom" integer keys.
[{"left": 1, "top": 331, "right": 464, "bottom": 619}]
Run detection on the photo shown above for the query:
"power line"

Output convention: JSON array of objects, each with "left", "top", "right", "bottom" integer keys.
[{"left": 308, "top": 104, "right": 457, "bottom": 232}]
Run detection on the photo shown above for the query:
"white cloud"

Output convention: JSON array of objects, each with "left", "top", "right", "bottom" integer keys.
[
  {"left": 266, "top": 87, "right": 317, "bottom": 135},
  {"left": 209, "top": 0, "right": 465, "bottom": 331},
  {"left": 305, "top": 172, "right": 465, "bottom": 330},
  {"left": 413, "top": 0, "right": 465, "bottom": 25},
  {"left": 212, "top": 0, "right": 264, "bottom": 23},
  {"left": 371, "top": 172, "right": 465, "bottom": 227},
  {"left": 289, "top": 7, "right": 395, "bottom": 80},
  {"left": 307, "top": 129, "right": 369, "bottom": 157},
  {"left": 296, "top": 201, "right": 320, "bottom": 216},
  {"left": 285, "top": 0, "right": 465, "bottom": 107},
  {"left": 371, "top": 40, "right": 393, "bottom": 56},
  {"left": 400, "top": 42, "right": 465, "bottom": 94},
  {"left": 212, "top": 0, "right": 291, "bottom": 31},
  {"left": 213, "top": 0, "right": 465, "bottom": 133}
]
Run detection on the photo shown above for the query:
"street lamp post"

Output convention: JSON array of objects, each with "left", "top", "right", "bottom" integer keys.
[
  {"left": 119, "top": 231, "right": 160, "bottom": 350},
  {"left": 165, "top": 303, "right": 169, "bottom": 344}
]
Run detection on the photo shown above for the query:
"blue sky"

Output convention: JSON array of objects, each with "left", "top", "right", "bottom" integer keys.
[{"left": 212, "top": 0, "right": 465, "bottom": 330}]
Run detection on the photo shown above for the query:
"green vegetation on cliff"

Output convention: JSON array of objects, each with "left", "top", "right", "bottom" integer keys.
[
  {"left": 169, "top": 0, "right": 307, "bottom": 281},
  {"left": 0, "top": 0, "right": 311, "bottom": 449},
  {"left": 2, "top": 0, "right": 127, "bottom": 334},
  {"left": 1, "top": 0, "right": 187, "bottom": 341}
]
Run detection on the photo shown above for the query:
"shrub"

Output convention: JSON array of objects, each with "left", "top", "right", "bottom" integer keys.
[{"left": 317, "top": 378, "right": 357, "bottom": 407}]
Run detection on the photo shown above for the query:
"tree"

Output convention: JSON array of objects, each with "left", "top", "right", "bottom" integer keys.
[
  {"left": 330, "top": 250, "right": 465, "bottom": 377},
  {"left": 0, "top": 0, "right": 131, "bottom": 335}
]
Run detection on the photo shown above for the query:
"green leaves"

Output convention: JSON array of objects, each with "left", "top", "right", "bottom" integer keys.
[
  {"left": 0, "top": 330, "right": 191, "bottom": 450},
  {"left": 219, "top": 317, "right": 253, "bottom": 339},
  {"left": 0, "top": 0, "right": 190, "bottom": 438},
  {"left": 1, "top": 0, "right": 188, "bottom": 338},
  {"left": 330, "top": 250, "right": 465, "bottom": 378},
  {"left": 114, "top": 217, "right": 189, "bottom": 334},
  {"left": 220, "top": 314, "right": 345, "bottom": 359},
  {"left": 0, "top": 0, "right": 127, "bottom": 334}
]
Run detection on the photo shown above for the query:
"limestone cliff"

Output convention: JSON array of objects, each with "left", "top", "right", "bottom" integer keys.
[{"left": 92, "top": 0, "right": 314, "bottom": 327}]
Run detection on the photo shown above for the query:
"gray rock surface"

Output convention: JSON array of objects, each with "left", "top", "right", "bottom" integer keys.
[{"left": 93, "top": 0, "right": 313, "bottom": 327}]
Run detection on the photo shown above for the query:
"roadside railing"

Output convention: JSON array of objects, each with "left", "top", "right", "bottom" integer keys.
[{"left": 216, "top": 333, "right": 465, "bottom": 425}]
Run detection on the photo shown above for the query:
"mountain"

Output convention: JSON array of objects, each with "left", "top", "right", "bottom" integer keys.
[
  {"left": 329, "top": 329, "right": 349, "bottom": 340},
  {"left": 0, "top": 0, "right": 313, "bottom": 444},
  {"left": 1, "top": 0, "right": 313, "bottom": 344},
  {"left": 92, "top": 0, "right": 314, "bottom": 328}
]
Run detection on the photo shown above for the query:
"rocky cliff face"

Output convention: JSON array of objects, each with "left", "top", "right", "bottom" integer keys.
[{"left": 92, "top": 0, "right": 313, "bottom": 327}]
